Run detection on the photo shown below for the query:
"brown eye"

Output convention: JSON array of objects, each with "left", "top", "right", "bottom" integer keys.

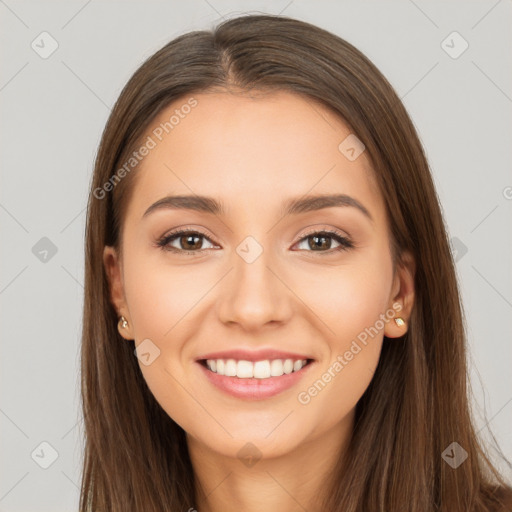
[
  {"left": 295, "top": 230, "right": 354, "bottom": 253},
  {"left": 157, "top": 230, "right": 216, "bottom": 253},
  {"left": 178, "top": 233, "right": 203, "bottom": 251},
  {"left": 307, "top": 234, "right": 332, "bottom": 251}
]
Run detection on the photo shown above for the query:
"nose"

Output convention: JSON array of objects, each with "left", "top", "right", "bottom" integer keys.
[{"left": 216, "top": 244, "right": 293, "bottom": 331}]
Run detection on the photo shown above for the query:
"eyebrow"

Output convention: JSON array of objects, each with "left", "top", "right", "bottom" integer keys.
[{"left": 142, "top": 193, "right": 373, "bottom": 223}]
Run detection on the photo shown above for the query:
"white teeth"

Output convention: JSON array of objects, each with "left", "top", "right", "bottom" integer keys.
[
  {"left": 254, "top": 360, "right": 270, "bottom": 379},
  {"left": 283, "top": 359, "right": 294, "bottom": 374},
  {"left": 269, "top": 359, "right": 283, "bottom": 377},
  {"left": 237, "top": 360, "right": 253, "bottom": 378},
  {"left": 225, "top": 359, "right": 237, "bottom": 377},
  {"left": 204, "top": 358, "right": 309, "bottom": 379}
]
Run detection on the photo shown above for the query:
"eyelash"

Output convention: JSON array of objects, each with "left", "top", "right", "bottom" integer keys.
[{"left": 155, "top": 226, "right": 354, "bottom": 256}]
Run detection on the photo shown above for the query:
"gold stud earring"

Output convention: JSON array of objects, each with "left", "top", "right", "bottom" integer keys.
[
  {"left": 118, "top": 316, "right": 129, "bottom": 330},
  {"left": 394, "top": 317, "right": 406, "bottom": 327}
]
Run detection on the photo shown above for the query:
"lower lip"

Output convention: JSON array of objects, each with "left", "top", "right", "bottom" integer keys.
[{"left": 196, "top": 361, "right": 315, "bottom": 400}]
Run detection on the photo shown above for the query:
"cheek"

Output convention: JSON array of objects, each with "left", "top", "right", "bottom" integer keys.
[
  {"left": 121, "top": 250, "right": 216, "bottom": 397},
  {"left": 292, "top": 252, "right": 393, "bottom": 395},
  {"left": 121, "top": 253, "right": 203, "bottom": 428},
  {"left": 293, "top": 266, "right": 391, "bottom": 429},
  {"left": 294, "top": 256, "right": 393, "bottom": 347},
  {"left": 122, "top": 252, "right": 208, "bottom": 341}
]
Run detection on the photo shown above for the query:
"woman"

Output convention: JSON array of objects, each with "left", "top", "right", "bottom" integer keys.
[{"left": 80, "top": 13, "right": 512, "bottom": 512}]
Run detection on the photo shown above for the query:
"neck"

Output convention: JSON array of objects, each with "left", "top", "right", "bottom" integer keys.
[{"left": 187, "top": 410, "right": 354, "bottom": 512}]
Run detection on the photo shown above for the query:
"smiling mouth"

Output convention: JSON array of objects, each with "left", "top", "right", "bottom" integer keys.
[{"left": 198, "top": 358, "right": 314, "bottom": 379}]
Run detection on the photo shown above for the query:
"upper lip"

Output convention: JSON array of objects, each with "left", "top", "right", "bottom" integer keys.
[{"left": 196, "top": 349, "right": 314, "bottom": 362}]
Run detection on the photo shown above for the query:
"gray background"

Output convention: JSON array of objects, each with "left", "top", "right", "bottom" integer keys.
[{"left": 1, "top": 1, "right": 511, "bottom": 510}]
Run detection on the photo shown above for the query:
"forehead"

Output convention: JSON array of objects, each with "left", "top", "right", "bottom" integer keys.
[{"left": 124, "top": 90, "right": 385, "bottom": 225}]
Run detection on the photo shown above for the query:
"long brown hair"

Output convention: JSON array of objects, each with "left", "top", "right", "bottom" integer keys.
[{"left": 80, "top": 13, "right": 512, "bottom": 511}]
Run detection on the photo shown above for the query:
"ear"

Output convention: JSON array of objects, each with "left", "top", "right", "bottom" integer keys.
[
  {"left": 384, "top": 250, "right": 415, "bottom": 339},
  {"left": 103, "top": 245, "right": 134, "bottom": 340}
]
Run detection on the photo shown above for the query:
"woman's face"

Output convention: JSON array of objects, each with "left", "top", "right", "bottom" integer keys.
[{"left": 104, "top": 90, "right": 414, "bottom": 461}]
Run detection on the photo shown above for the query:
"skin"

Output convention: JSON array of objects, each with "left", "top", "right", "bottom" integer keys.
[{"left": 103, "top": 90, "right": 415, "bottom": 512}]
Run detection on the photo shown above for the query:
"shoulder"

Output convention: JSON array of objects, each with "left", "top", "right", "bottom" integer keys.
[{"left": 491, "top": 485, "right": 512, "bottom": 512}]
